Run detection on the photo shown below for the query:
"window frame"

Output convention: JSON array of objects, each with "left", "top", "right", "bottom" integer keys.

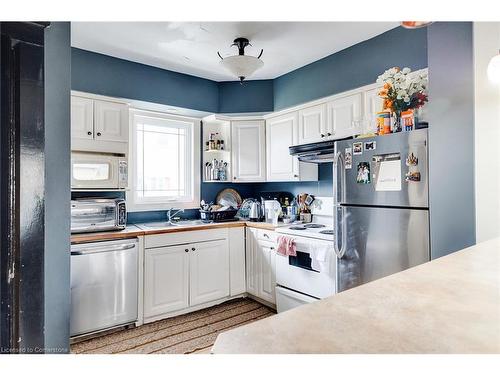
[{"left": 127, "top": 109, "right": 200, "bottom": 212}]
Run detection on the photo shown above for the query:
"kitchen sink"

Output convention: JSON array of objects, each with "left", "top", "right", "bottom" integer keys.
[
  {"left": 140, "top": 220, "right": 207, "bottom": 229},
  {"left": 140, "top": 221, "right": 173, "bottom": 228},
  {"left": 171, "top": 220, "right": 206, "bottom": 226}
]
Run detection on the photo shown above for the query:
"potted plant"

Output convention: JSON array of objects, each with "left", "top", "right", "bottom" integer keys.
[{"left": 376, "top": 67, "right": 428, "bottom": 132}]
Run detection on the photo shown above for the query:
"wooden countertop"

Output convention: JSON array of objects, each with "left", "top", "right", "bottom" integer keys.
[
  {"left": 71, "top": 220, "right": 286, "bottom": 244},
  {"left": 212, "top": 238, "right": 500, "bottom": 354}
]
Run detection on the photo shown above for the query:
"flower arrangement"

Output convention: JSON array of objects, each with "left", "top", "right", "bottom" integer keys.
[{"left": 376, "top": 67, "right": 428, "bottom": 113}]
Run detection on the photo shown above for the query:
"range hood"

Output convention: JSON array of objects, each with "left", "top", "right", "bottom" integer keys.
[{"left": 289, "top": 140, "right": 336, "bottom": 163}]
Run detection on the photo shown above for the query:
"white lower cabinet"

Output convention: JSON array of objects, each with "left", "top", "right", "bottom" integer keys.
[
  {"left": 246, "top": 228, "right": 277, "bottom": 305},
  {"left": 189, "top": 239, "right": 229, "bottom": 306},
  {"left": 144, "top": 235, "right": 232, "bottom": 321},
  {"left": 258, "top": 242, "right": 276, "bottom": 303},
  {"left": 144, "top": 245, "right": 189, "bottom": 318}
]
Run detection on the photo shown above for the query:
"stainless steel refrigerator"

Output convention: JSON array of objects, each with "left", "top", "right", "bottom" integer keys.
[{"left": 333, "top": 129, "right": 430, "bottom": 292}]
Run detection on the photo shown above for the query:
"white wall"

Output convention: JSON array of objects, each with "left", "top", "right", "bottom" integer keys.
[{"left": 474, "top": 22, "right": 500, "bottom": 242}]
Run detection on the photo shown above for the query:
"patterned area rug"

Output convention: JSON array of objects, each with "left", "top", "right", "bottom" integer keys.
[{"left": 71, "top": 298, "right": 275, "bottom": 354}]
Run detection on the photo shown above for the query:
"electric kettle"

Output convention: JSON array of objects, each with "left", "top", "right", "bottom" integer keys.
[{"left": 249, "top": 201, "right": 262, "bottom": 222}]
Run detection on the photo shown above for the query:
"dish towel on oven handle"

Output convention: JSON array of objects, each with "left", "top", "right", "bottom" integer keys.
[
  {"left": 276, "top": 236, "right": 297, "bottom": 257},
  {"left": 309, "top": 243, "right": 333, "bottom": 274}
]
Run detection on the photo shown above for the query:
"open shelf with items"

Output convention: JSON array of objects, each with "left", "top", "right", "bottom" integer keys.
[{"left": 202, "top": 115, "right": 232, "bottom": 183}]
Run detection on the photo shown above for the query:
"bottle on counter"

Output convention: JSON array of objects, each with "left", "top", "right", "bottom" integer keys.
[{"left": 220, "top": 140, "right": 225, "bottom": 150}]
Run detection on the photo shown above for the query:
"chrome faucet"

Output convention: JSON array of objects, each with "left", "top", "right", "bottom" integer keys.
[{"left": 167, "top": 208, "right": 185, "bottom": 223}]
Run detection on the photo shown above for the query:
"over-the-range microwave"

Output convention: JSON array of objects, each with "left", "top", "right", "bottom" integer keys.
[{"left": 71, "top": 152, "right": 128, "bottom": 190}]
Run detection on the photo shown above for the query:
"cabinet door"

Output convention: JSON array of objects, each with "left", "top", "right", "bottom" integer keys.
[
  {"left": 144, "top": 245, "right": 189, "bottom": 318},
  {"left": 71, "top": 96, "right": 94, "bottom": 141},
  {"left": 231, "top": 120, "right": 266, "bottom": 182},
  {"left": 229, "top": 227, "right": 246, "bottom": 296},
  {"left": 258, "top": 240, "right": 276, "bottom": 304},
  {"left": 326, "top": 93, "right": 362, "bottom": 139},
  {"left": 189, "top": 239, "right": 230, "bottom": 306},
  {"left": 364, "top": 86, "right": 384, "bottom": 130},
  {"left": 298, "top": 103, "right": 327, "bottom": 144},
  {"left": 94, "top": 100, "right": 129, "bottom": 143},
  {"left": 266, "top": 112, "right": 299, "bottom": 181},
  {"left": 245, "top": 228, "right": 259, "bottom": 297}
]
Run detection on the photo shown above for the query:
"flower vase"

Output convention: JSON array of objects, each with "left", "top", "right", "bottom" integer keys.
[{"left": 391, "top": 111, "right": 402, "bottom": 133}]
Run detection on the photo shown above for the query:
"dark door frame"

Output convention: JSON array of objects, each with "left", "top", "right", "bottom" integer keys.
[{"left": 0, "top": 21, "right": 49, "bottom": 354}]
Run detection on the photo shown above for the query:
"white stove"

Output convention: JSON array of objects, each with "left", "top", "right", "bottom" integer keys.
[
  {"left": 275, "top": 222, "right": 334, "bottom": 241},
  {"left": 275, "top": 196, "right": 334, "bottom": 241},
  {"left": 274, "top": 197, "right": 336, "bottom": 314}
]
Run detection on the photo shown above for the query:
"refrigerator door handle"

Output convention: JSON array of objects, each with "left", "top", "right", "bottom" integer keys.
[{"left": 333, "top": 151, "right": 347, "bottom": 258}]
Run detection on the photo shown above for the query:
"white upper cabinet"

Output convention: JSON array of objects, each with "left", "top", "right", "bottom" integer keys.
[
  {"left": 71, "top": 94, "right": 129, "bottom": 155},
  {"left": 189, "top": 239, "right": 229, "bottom": 306},
  {"left": 231, "top": 120, "right": 266, "bottom": 182},
  {"left": 298, "top": 103, "right": 327, "bottom": 144},
  {"left": 94, "top": 100, "right": 129, "bottom": 143},
  {"left": 326, "top": 92, "right": 363, "bottom": 139},
  {"left": 71, "top": 96, "right": 94, "bottom": 141},
  {"left": 363, "top": 86, "right": 384, "bottom": 124},
  {"left": 266, "top": 112, "right": 318, "bottom": 182}
]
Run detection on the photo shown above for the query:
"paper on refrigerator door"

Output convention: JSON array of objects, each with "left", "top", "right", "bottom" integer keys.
[{"left": 375, "top": 159, "right": 402, "bottom": 191}]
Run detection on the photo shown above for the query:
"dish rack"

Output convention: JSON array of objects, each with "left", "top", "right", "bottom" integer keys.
[{"left": 199, "top": 209, "right": 239, "bottom": 223}]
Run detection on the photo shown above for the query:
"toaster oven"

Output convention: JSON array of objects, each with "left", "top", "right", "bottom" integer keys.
[{"left": 71, "top": 198, "right": 127, "bottom": 233}]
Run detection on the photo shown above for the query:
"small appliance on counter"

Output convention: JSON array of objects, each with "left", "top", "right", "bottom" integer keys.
[
  {"left": 248, "top": 200, "right": 263, "bottom": 222},
  {"left": 71, "top": 198, "right": 127, "bottom": 233}
]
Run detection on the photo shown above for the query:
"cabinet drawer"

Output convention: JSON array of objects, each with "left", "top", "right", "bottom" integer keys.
[
  {"left": 256, "top": 229, "right": 278, "bottom": 243},
  {"left": 145, "top": 228, "right": 228, "bottom": 249}
]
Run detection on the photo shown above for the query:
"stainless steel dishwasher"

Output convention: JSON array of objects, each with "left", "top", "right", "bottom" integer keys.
[{"left": 70, "top": 238, "right": 139, "bottom": 337}]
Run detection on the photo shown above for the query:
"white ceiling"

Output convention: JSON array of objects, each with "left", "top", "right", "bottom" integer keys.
[{"left": 71, "top": 22, "right": 399, "bottom": 82}]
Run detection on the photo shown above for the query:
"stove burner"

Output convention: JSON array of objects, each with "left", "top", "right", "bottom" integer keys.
[
  {"left": 319, "top": 230, "right": 334, "bottom": 235},
  {"left": 289, "top": 226, "right": 307, "bottom": 230},
  {"left": 303, "top": 224, "right": 326, "bottom": 229}
]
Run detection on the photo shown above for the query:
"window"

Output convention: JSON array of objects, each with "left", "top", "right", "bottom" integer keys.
[{"left": 128, "top": 109, "right": 200, "bottom": 211}]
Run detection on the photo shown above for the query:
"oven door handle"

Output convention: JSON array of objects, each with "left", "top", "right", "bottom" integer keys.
[{"left": 333, "top": 151, "right": 347, "bottom": 259}]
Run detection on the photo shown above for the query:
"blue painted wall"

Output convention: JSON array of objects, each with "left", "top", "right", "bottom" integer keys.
[
  {"left": 72, "top": 48, "right": 275, "bottom": 114},
  {"left": 273, "top": 26, "right": 428, "bottom": 110},
  {"left": 427, "top": 22, "right": 475, "bottom": 258},
  {"left": 72, "top": 48, "right": 219, "bottom": 113},
  {"left": 218, "top": 80, "right": 274, "bottom": 113}
]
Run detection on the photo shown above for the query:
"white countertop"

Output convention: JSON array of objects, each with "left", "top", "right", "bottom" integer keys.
[{"left": 212, "top": 238, "right": 500, "bottom": 354}]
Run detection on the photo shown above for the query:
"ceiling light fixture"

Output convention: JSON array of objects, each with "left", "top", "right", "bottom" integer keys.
[
  {"left": 401, "top": 21, "right": 434, "bottom": 29},
  {"left": 218, "top": 37, "right": 263, "bottom": 83},
  {"left": 487, "top": 50, "right": 500, "bottom": 84}
]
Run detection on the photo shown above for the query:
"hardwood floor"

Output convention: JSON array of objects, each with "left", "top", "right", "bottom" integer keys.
[{"left": 71, "top": 298, "right": 275, "bottom": 354}]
